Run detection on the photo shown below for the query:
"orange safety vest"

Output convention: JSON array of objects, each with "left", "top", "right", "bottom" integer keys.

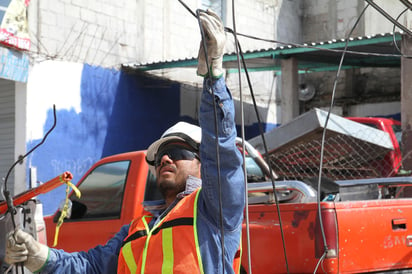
[{"left": 117, "top": 189, "right": 241, "bottom": 274}]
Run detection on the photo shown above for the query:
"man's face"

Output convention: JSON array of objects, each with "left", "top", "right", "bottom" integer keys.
[{"left": 155, "top": 142, "right": 201, "bottom": 199}]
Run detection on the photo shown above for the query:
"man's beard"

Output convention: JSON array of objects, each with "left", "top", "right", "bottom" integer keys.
[
  {"left": 158, "top": 179, "right": 185, "bottom": 198},
  {"left": 158, "top": 164, "right": 185, "bottom": 197}
]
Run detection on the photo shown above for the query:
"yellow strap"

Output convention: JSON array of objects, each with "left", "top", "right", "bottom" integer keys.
[{"left": 52, "top": 178, "right": 81, "bottom": 247}]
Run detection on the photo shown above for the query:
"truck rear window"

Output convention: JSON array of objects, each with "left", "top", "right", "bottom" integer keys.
[
  {"left": 69, "top": 161, "right": 130, "bottom": 219},
  {"left": 392, "top": 124, "right": 402, "bottom": 151}
]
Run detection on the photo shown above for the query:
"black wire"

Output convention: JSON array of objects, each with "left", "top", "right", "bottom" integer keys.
[
  {"left": 177, "top": 1, "right": 407, "bottom": 274},
  {"left": 313, "top": 4, "right": 369, "bottom": 273},
  {"left": 365, "top": 0, "right": 412, "bottom": 36},
  {"left": 227, "top": 28, "right": 290, "bottom": 273},
  {"left": 177, "top": 0, "right": 197, "bottom": 18},
  {"left": 195, "top": 9, "right": 226, "bottom": 274},
  {"left": 392, "top": 8, "right": 412, "bottom": 58},
  {"left": 180, "top": 1, "right": 290, "bottom": 272},
  {"left": 3, "top": 105, "right": 57, "bottom": 193},
  {"left": 2, "top": 105, "right": 56, "bottom": 273},
  {"left": 226, "top": 28, "right": 402, "bottom": 58},
  {"left": 229, "top": 2, "right": 256, "bottom": 273},
  {"left": 2, "top": 105, "right": 57, "bottom": 229}
]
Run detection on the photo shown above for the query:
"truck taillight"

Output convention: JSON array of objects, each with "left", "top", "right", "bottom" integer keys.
[{"left": 315, "top": 207, "right": 338, "bottom": 259}]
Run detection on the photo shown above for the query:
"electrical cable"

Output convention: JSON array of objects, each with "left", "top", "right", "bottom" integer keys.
[
  {"left": 312, "top": 4, "right": 370, "bottom": 273},
  {"left": 1, "top": 105, "right": 56, "bottom": 274},
  {"left": 365, "top": 0, "right": 412, "bottom": 36},
  {"left": 195, "top": 9, "right": 226, "bottom": 274},
  {"left": 392, "top": 8, "right": 412, "bottom": 58},
  {"left": 227, "top": 29, "right": 403, "bottom": 58},
  {"left": 178, "top": 1, "right": 290, "bottom": 272},
  {"left": 178, "top": 1, "right": 409, "bottom": 273},
  {"left": 228, "top": 1, "right": 254, "bottom": 273},
  {"left": 225, "top": 26, "right": 290, "bottom": 273},
  {"left": 399, "top": 0, "right": 412, "bottom": 10},
  {"left": 3, "top": 105, "right": 57, "bottom": 194}
]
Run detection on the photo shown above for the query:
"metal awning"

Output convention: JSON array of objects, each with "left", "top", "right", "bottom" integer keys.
[{"left": 122, "top": 32, "right": 403, "bottom": 73}]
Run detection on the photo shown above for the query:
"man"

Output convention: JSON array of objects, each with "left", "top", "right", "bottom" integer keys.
[{"left": 5, "top": 9, "right": 245, "bottom": 274}]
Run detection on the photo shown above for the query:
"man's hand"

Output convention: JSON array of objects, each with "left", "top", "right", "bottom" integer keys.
[
  {"left": 197, "top": 9, "right": 226, "bottom": 79},
  {"left": 5, "top": 230, "right": 28, "bottom": 264},
  {"left": 4, "top": 229, "right": 49, "bottom": 272}
]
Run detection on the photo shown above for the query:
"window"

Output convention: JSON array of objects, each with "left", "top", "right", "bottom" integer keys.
[
  {"left": 245, "top": 155, "right": 266, "bottom": 182},
  {"left": 392, "top": 124, "right": 402, "bottom": 151},
  {"left": 69, "top": 161, "right": 130, "bottom": 219},
  {"left": 144, "top": 170, "right": 163, "bottom": 202}
]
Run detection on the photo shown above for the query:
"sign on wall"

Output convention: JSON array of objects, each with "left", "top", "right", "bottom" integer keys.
[{"left": 0, "top": 0, "right": 31, "bottom": 51}]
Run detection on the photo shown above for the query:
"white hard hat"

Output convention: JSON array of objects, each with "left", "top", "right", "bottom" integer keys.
[{"left": 145, "top": 121, "right": 201, "bottom": 166}]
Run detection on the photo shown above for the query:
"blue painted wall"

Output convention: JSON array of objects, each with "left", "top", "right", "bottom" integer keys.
[
  {"left": 25, "top": 66, "right": 179, "bottom": 215},
  {"left": 27, "top": 65, "right": 271, "bottom": 215}
]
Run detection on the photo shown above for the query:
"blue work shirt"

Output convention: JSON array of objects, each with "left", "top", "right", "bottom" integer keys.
[{"left": 40, "top": 77, "right": 245, "bottom": 273}]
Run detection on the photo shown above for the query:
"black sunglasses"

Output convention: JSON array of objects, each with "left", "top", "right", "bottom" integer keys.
[{"left": 155, "top": 146, "right": 199, "bottom": 167}]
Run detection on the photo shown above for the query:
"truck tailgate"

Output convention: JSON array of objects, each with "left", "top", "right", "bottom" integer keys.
[
  {"left": 243, "top": 203, "right": 338, "bottom": 273},
  {"left": 335, "top": 199, "right": 412, "bottom": 273}
]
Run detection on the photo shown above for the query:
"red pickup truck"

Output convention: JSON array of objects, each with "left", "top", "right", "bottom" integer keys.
[{"left": 41, "top": 142, "right": 412, "bottom": 273}]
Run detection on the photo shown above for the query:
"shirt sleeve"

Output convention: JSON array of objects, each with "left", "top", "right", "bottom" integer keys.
[
  {"left": 38, "top": 224, "right": 130, "bottom": 274},
  {"left": 198, "top": 77, "right": 245, "bottom": 230}
]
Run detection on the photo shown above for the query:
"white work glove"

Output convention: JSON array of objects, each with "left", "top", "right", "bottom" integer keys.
[
  {"left": 4, "top": 229, "right": 49, "bottom": 273},
  {"left": 197, "top": 9, "right": 226, "bottom": 79}
]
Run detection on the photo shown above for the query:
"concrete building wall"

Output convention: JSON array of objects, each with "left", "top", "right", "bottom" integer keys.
[
  {"left": 302, "top": 0, "right": 364, "bottom": 42},
  {"left": 28, "top": 0, "right": 279, "bottom": 69},
  {"left": 364, "top": 0, "right": 412, "bottom": 35},
  {"left": 299, "top": 1, "right": 407, "bottom": 118},
  {"left": 224, "top": 0, "right": 281, "bottom": 127},
  {"left": 28, "top": 0, "right": 142, "bottom": 68}
]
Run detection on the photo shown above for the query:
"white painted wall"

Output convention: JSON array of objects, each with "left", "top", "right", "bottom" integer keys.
[{"left": 26, "top": 61, "right": 82, "bottom": 141}]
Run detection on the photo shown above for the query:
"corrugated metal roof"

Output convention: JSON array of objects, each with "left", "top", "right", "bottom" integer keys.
[{"left": 122, "top": 32, "right": 403, "bottom": 73}]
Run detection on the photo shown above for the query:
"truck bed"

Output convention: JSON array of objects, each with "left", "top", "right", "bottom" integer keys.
[{"left": 244, "top": 177, "right": 412, "bottom": 273}]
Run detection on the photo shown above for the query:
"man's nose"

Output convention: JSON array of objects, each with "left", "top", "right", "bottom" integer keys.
[{"left": 159, "top": 154, "right": 173, "bottom": 166}]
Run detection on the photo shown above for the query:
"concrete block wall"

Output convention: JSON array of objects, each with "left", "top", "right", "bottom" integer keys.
[
  {"left": 142, "top": 1, "right": 200, "bottom": 63},
  {"left": 28, "top": 0, "right": 142, "bottom": 68},
  {"left": 302, "top": 1, "right": 411, "bottom": 45},
  {"left": 302, "top": 0, "right": 363, "bottom": 43},
  {"left": 28, "top": 0, "right": 278, "bottom": 68},
  {"left": 299, "top": 0, "right": 406, "bottom": 118},
  {"left": 223, "top": 0, "right": 280, "bottom": 127},
  {"left": 224, "top": 0, "right": 278, "bottom": 52}
]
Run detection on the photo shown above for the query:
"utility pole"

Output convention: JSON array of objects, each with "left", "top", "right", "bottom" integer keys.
[
  {"left": 281, "top": 57, "right": 299, "bottom": 124},
  {"left": 401, "top": 34, "right": 412, "bottom": 170}
]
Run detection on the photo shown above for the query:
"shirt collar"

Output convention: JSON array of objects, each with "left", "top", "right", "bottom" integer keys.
[{"left": 142, "top": 175, "right": 202, "bottom": 216}]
